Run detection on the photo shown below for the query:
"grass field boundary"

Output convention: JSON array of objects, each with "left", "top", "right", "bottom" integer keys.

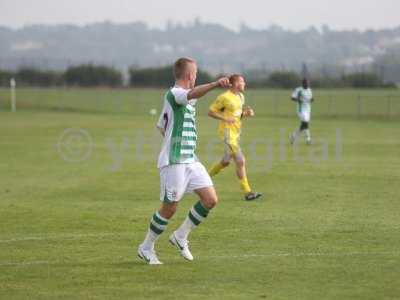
[{"left": 1, "top": 88, "right": 400, "bottom": 118}]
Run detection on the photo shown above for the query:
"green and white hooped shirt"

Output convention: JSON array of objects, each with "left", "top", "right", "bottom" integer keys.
[
  {"left": 157, "top": 86, "right": 198, "bottom": 169},
  {"left": 292, "top": 87, "right": 313, "bottom": 114}
]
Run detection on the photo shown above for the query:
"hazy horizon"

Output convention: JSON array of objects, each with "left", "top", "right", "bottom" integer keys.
[{"left": 0, "top": 0, "right": 399, "bottom": 31}]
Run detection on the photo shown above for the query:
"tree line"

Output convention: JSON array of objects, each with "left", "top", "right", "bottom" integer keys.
[
  {"left": 0, "top": 65, "right": 396, "bottom": 89},
  {"left": 0, "top": 65, "right": 122, "bottom": 87},
  {"left": 247, "top": 71, "right": 396, "bottom": 89}
]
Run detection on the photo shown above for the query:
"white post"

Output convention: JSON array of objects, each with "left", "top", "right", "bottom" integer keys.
[{"left": 10, "top": 78, "right": 16, "bottom": 112}]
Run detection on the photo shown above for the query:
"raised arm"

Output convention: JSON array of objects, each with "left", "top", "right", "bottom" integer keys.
[{"left": 188, "top": 77, "right": 231, "bottom": 100}]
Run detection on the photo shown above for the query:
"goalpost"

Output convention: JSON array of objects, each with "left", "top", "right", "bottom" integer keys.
[{"left": 10, "top": 78, "right": 16, "bottom": 112}]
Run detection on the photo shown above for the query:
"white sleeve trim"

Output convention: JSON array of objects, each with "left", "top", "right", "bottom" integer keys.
[{"left": 171, "top": 86, "right": 189, "bottom": 105}]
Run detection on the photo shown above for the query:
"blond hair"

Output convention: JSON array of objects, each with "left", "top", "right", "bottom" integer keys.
[
  {"left": 229, "top": 74, "right": 244, "bottom": 85},
  {"left": 173, "top": 57, "right": 196, "bottom": 80}
]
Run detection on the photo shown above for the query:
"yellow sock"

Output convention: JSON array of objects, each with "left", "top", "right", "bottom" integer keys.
[
  {"left": 239, "top": 177, "right": 251, "bottom": 194},
  {"left": 208, "top": 162, "right": 226, "bottom": 177}
]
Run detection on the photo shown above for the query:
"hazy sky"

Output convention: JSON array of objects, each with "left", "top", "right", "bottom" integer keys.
[{"left": 0, "top": 0, "right": 399, "bottom": 31}]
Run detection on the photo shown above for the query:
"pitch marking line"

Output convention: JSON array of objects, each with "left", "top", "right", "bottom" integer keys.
[
  {"left": 0, "top": 232, "right": 131, "bottom": 244},
  {"left": 0, "top": 230, "right": 255, "bottom": 244},
  {"left": 204, "top": 251, "right": 400, "bottom": 259},
  {"left": 1, "top": 251, "right": 399, "bottom": 267}
]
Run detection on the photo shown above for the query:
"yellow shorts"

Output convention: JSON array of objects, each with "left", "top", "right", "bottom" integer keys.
[{"left": 221, "top": 130, "right": 244, "bottom": 162}]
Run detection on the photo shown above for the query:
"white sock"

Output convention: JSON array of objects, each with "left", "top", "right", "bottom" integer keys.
[
  {"left": 141, "top": 229, "right": 159, "bottom": 250},
  {"left": 175, "top": 201, "right": 209, "bottom": 240},
  {"left": 175, "top": 217, "right": 196, "bottom": 240},
  {"left": 305, "top": 129, "right": 311, "bottom": 140},
  {"left": 141, "top": 212, "right": 169, "bottom": 250}
]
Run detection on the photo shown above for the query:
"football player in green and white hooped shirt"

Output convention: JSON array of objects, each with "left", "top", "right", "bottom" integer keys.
[
  {"left": 290, "top": 78, "right": 315, "bottom": 145},
  {"left": 137, "top": 57, "right": 231, "bottom": 265}
]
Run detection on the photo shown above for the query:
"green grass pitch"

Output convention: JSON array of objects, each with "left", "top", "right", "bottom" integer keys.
[{"left": 0, "top": 88, "right": 399, "bottom": 299}]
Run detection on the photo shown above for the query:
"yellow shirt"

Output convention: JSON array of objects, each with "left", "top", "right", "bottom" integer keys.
[{"left": 209, "top": 90, "right": 244, "bottom": 142}]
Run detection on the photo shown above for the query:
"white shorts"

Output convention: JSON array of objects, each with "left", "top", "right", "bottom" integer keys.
[
  {"left": 298, "top": 111, "right": 311, "bottom": 122},
  {"left": 159, "top": 162, "right": 213, "bottom": 203}
]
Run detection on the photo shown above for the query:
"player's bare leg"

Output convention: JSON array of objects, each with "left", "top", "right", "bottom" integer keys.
[
  {"left": 159, "top": 202, "right": 179, "bottom": 219},
  {"left": 196, "top": 186, "right": 218, "bottom": 210},
  {"left": 170, "top": 187, "right": 218, "bottom": 261},
  {"left": 208, "top": 151, "right": 231, "bottom": 177},
  {"left": 233, "top": 154, "right": 262, "bottom": 201}
]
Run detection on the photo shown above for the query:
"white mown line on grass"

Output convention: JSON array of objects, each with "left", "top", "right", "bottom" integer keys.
[
  {"left": 1, "top": 251, "right": 399, "bottom": 267},
  {"left": 0, "top": 232, "right": 131, "bottom": 243}
]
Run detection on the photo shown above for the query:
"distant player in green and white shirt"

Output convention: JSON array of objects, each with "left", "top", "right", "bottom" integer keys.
[
  {"left": 138, "top": 58, "right": 231, "bottom": 265},
  {"left": 290, "top": 78, "right": 315, "bottom": 145}
]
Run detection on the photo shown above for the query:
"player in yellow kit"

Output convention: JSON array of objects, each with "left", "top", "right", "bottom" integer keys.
[{"left": 208, "top": 74, "right": 262, "bottom": 201}]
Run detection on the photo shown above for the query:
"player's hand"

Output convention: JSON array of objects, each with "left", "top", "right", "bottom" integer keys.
[
  {"left": 243, "top": 106, "right": 255, "bottom": 117},
  {"left": 216, "top": 77, "right": 231, "bottom": 88},
  {"left": 224, "top": 117, "right": 236, "bottom": 124}
]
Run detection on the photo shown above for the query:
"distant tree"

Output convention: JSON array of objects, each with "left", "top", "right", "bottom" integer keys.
[
  {"left": 16, "top": 67, "right": 64, "bottom": 87},
  {"left": 64, "top": 64, "right": 122, "bottom": 87},
  {"left": 129, "top": 66, "right": 173, "bottom": 87},
  {"left": 129, "top": 65, "right": 213, "bottom": 87},
  {"left": 341, "top": 72, "right": 384, "bottom": 88},
  {"left": 0, "top": 69, "right": 15, "bottom": 87},
  {"left": 268, "top": 71, "right": 301, "bottom": 88},
  {"left": 374, "top": 50, "right": 400, "bottom": 84}
]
